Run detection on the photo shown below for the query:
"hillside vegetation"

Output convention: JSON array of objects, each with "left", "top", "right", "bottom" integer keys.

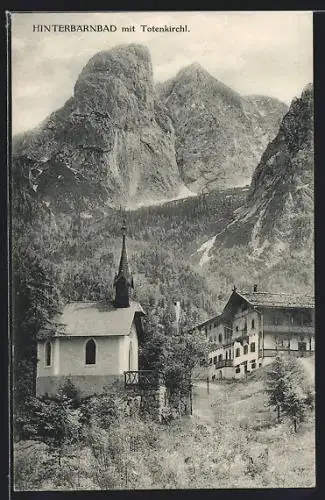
[{"left": 14, "top": 356, "right": 315, "bottom": 490}]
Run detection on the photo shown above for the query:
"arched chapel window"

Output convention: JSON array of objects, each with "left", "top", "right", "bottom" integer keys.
[
  {"left": 45, "top": 340, "right": 52, "bottom": 366},
  {"left": 85, "top": 339, "right": 96, "bottom": 365}
]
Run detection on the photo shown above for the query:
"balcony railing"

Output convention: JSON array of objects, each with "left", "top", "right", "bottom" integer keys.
[
  {"left": 214, "top": 359, "right": 233, "bottom": 369},
  {"left": 233, "top": 334, "right": 249, "bottom": 344},
  {"left": 262, "top": 348, "right": 315, "bottom": 358},
  {"left": 263, "top": 325, "right": 314, "bottom": 334},
  {"left": 124, "top": 370, "right": 165, "bottom": 390}
]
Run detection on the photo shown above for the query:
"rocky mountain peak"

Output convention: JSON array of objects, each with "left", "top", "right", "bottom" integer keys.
[
  {"left": 176, "top": 62, "right": 211, "bottom": 80},
  {"left": 13, "top": 43, "right": 183, "bottom": 211},
  {"left": 168, "top": 63, "right": 243, "bottom": 107},
  {"left": 158, "top": 65, "right": 287, "bottom": 193},
  {"left": 13, "top": 44, "right": 289, "bottom": 212},
  {"left": 73, "top": 43, "right": 155, "bottom": 127},
  {"left": 207, "top": 83, "right": 314, "bottom": 264}
]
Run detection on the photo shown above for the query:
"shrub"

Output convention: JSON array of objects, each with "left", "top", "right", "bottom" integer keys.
[
  {"left": 79, "top": 392, "right": 130, "bottom": 429},
  {"left": 58, "top": 378, "right": 81, "bottom": 409}
]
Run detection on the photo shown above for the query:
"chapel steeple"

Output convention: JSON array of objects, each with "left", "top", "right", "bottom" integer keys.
[{"left": 114, "top": 218, "right": 134, "bottom": 308}]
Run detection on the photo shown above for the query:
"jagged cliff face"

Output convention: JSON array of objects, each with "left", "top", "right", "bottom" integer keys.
[
  {"left": 13, "top": 45, "right": 289, "bottom": 211},
  {"left": 157, "top": 64, "right": 288, "bottom": 193},
  {"left": 208, "top": 84, "right": 314, "bottom": 262},
  {"left": 13, "top": 44, "right": 183, "bottom": 211}
]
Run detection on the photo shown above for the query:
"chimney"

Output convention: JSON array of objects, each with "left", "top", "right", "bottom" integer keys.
[{"left": 253, "top": 284, "right": 258, "bottom": 292}]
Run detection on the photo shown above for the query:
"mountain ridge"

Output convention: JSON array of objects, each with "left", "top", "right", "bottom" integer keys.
[
  {"left": 13, "top": 43, "right": 288, "bottom": 211},
  {"left": 158, "top": 62, "right": 288, "bottom": 193},
  {"left": 195, "top": 83, "right": 313, "bottom": 269}
]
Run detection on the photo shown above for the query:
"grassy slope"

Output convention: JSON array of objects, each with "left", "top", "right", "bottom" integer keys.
[
  {"left": 191, "top": 356, "right": 315, "bottom": 488},
  {"left": 14, "top": 357, "right": 315, "bottom": 490}
]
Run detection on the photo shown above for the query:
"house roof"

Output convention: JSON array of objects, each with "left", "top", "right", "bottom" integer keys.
[
  {"left": 193, "top": 290, "right": 314, "bottom": 331},
  {"left": 46, "top": 300, "right": 145, "bottom": 338},
  {"left": 236, "top": 291, "right": 315, "bottom": 309},
  {"left": 195, "top": 314, "right": 222, "bottom": 329}
]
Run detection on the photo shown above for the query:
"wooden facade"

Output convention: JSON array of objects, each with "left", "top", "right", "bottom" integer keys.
[{"left": 194, "top": 288, "right": 314, "bottom": 380}]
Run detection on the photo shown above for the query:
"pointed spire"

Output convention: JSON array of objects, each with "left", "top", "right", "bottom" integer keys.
[
  {"left": 114, "top": 214, "right": 134, "bottom": 308},
  {"left": 118, "top": 218, "right": 130, "bottom": 277}
]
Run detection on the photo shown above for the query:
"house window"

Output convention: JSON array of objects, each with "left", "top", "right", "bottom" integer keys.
[
  {"left": 85, "top": 339, "right": 96, "bottom": 365},
  {"left": 209, "top": 358, "right": 212, "bottom": 365},
  {"left": 218, "top": 354, "right": 223, "bottom": 362},
  {"left": 251, "top": 319, "right": 255, "bottom": 329},
  {"left": 236, "top": 326, "right": 239, "bottom": 332},
  {"left": 301, "top": 311, "right": 312, "bottom": 326},
  {"left": 273, "top": 315, "right": 280, "bottom": 325},
  {"left": 45, "top": 340, "right": 52, "bottom": 367},
  {"left": 213, "top": 356, "right": 218, "bottom": 364},
  {"left": 225, "top": 351, "right": 228, "bottom": 360},
  {"left": 250, "top": 342, "right": 256, "bottom": 353},
  {"left": 235, "top": 348, "right": 240, "bottom": 357},
  {"left": 251, "top": 360, "right": 256, "bottom": 369},
  {"left": 218, "top": 334, "right": 222, "bottom": 343},
  {"left": 235, "top": 365, "right": 240, "bottom": 374},
  {"left": 243, "top": 345, "right": 248, "bottom": 355},
  {"left": 276, "top": 337, "right": 284, "bottom": 347}
]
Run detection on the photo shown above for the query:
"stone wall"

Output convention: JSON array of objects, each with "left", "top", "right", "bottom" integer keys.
[{"left": 139, "top": 385, "right": 168, "bottom": 422}]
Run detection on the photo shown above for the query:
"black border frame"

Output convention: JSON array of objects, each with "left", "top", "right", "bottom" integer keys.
[{"left": 3, "top": 6, "right": 325, "bottom": 500}]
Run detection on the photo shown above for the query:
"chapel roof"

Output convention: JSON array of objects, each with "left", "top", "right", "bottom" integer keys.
[{"left": 46, "top": 300, "right": 145, "bottom": 338}]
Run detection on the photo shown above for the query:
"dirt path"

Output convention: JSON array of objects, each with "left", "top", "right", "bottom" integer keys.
[{"left": 191, "top": 380, "right": 224, "bottom": 422}]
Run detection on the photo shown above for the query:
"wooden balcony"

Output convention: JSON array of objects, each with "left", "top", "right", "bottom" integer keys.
[
  {"left": 124, "top": 370, "right": 165, "bottom": 390},
  {"left": 263, "top": 324, "right": 314, "bottom": 335},
  {"left": 262, "top": 349, "right": 315, "bottom": 358},
  {"left": 214, "top": 359, "right": 233, "bottom": 369},
  {"left": 233, "top": 334, "right": 249, "bottom": 344}
]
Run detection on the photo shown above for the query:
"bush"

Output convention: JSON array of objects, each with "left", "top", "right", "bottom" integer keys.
[
  {"left": 59, "top": 378, "right": 81, "bottom": 409},
  {"left": 79, "top": 392, "right": 131, "bottom": 429}
]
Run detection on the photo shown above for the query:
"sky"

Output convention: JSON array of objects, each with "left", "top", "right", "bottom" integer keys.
[{"left": 11, "top": 11, "right": 313, "bottom": 136}]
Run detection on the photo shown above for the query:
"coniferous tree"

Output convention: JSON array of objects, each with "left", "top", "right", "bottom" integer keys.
[
  {"left": 12, "top": 245, "right": 62, "bottom": 407},
  {"left": 265, "top": 355, "right": 312, "bottom": 431},
  {"left": 281, "top": 356, "right": 309, "bottom": 433},
  {"left": 264, "top": 355, "right": 288, "bottom": 422}
]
